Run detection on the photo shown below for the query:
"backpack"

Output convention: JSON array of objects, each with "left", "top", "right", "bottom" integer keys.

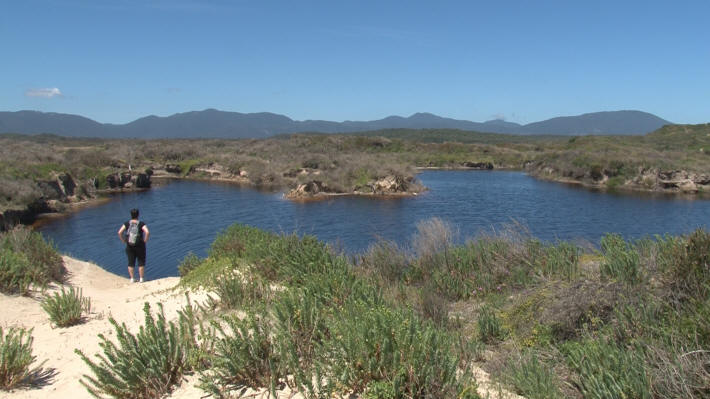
[{"left": 126, "top": 221, "right": 142, "bottom": 246}]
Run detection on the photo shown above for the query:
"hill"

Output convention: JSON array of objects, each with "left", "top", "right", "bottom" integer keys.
[{"left": 0, "top": 109, "right": 672, "bottom": 138}]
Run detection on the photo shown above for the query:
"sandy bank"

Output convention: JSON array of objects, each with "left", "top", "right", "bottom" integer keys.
[
  {"left": 0, "top": 257, "right": 522, "bottom": 399},
  {"left": 0, "top": 256, "right": 209, "bottom": 399}
]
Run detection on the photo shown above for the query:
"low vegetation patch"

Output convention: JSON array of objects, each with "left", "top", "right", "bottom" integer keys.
[
  {"left": 42, "top": 287, "right": 91, "bottom": 327},
  {"left": 76, "top": 303, "right": 195, "bottom": 399},
  {"left": 0, "top": 327, "right": 42, "bottom": 390},
  {"left": 0, "top": 228, "right": 65, "bottom": 294}
]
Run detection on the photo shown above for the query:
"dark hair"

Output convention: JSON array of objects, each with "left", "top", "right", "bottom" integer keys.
[{"left": 130, "top": 208, "right": 139, "bottom": 219}]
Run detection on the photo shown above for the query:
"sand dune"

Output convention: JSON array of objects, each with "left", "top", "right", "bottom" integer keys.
[{"left": 1, "top": 256, "right": 522, "bottom": 399}]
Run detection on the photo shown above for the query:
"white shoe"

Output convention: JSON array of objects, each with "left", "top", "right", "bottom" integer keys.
[
  {"left": 139, "top": 278, "right": 144, "bottom": 283},
  {"left": 130, "top": 278, "right": 135, "bottom": 283}
]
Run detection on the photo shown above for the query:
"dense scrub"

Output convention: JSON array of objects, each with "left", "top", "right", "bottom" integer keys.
[{"left": 72, "top": 219, "right": 710, "bottom": 397}]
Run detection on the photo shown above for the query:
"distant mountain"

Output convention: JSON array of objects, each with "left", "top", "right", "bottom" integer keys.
[
  {"left": 0, "top": 109, "right": 672, "bottom": 138},
  {"left": 522, "top": 111, "right": 671, "bottom": 135}
]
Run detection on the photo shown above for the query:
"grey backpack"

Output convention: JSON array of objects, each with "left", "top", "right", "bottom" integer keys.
[{"left": 127, "top": 221, "right": 141, "bottom": 246}]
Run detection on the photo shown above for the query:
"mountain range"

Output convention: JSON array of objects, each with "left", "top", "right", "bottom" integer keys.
[{"left": 0, "top": 109, "right": 672, "bottom": 138}]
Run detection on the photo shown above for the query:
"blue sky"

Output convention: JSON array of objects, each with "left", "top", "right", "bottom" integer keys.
[{"left": 2, "top": 0, "right": 708, "bottom": 124}]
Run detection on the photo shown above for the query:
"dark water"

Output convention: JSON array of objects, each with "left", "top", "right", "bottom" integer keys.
[{"left": 37, "top": 171, "right": 710, "bottom": 279}]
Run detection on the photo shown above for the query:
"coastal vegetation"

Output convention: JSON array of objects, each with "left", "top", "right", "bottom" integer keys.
[
  {"left": 1, "top": 123, "right": 709, "bottom": 228},
  {"left": 41, "top": 287, "right": 91, "bottom": 328},
  {"left": 0, "top": 326, "right": 41, "bottom": 390},
  {"left": 0, "top": 218, "right": 708, "bottom": 397},
  {"left": 0, "top": 227, "right": 65, "bottom": 294}
]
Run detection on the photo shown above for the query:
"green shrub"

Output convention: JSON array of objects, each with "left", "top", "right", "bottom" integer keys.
[
  {"left": 211, "top": 270, "right": 269, "bottom": 310},
  {"left": 199, "top": 313, "right": 284, "bottom": 398},
  {"left": 668, "top": 229, "right": 710, "bottom": 299},
  {"left": 0, "top": 248, "right": 34, "bottom": 294},
  {"left": 271, "top": 289, "right": 328, "bottom": 382},
  {"left": 0, "top": 228, "right": 65, "bottom": 294},
  {"left": 1, "top": 228, "right": 65, "bottom": 284},
  {"left": 536, "top": 241, "right": 580, "bottom": 280},
  {"left": 359, "top": 240, "right": 409, "bottom": 282},
  {"left": 322, "top": 305, "right": 478, "bottom": 398},
  {"left": 42, "top": 286, "right": 91, "bottom": 327},
  {"left": 563, "top": 337, "right": 651, "bottom": 399},
  {"left": 600, "top": 233, "right": 641, "bottom": 284},
  {"left": 0, "top": 327, "right": 41, "bottom": 390},
  {"left": 606, "top": 176, "right": 625, "bottom": 190},
  {"left": 504, "top": 352, "right": 563, "bottom": 399},
  {"left": 177, "top": 252, "right": 201, "bottom": 277},
  {"left": 76, "top": 303, "right": 191, "bottom": 399},
  {"left": 477, "top": 306, "right": 505, "bottom": 343}
]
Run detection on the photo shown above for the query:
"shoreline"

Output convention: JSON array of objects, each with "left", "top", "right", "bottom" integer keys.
[{"left": 5, "top": 167, "right": 707, "bottom": 233}]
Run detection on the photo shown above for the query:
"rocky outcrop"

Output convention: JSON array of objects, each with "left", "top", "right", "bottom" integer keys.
[
  {"left": 165, "top": 164, "right": 182, "bottom": 174},
  {"left": 530, "top": 162, "right": 710, "bottom": 194},
  {"left": 371, "top": 175, "right": 412, "bottom": 194},
  {"left": 105, "top": 172, "right": 152, "bottom": 190},
  {"left": 286, "top": 180, "right": 332, "bottom": 199},
  {"left": 462, "top": 161, "right": 494, "bottom": 170},
  {"left": 286, "top": 174, "right": 418, "bottom": 200}
]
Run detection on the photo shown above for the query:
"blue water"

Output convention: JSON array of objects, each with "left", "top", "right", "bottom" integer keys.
[{"left": 37, "top": 171, "right": 710, "bottom": 279}]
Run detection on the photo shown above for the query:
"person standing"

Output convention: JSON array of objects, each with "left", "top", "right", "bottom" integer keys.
[{"left": 117, "top": 208, "right": 150, "bottom": 282}]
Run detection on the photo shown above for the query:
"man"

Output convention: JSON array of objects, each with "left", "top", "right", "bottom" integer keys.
[{"left": 117, "top": 208, "right": 150, "bottom": 283}]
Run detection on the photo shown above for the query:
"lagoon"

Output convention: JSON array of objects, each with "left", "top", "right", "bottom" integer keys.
[{"left": 37, "top": 171, "right": 710, "bottom": 279}]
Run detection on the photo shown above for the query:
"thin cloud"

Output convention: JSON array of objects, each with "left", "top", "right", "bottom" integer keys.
[
  {"left": 25, "top": 87, "right": 63, "bottom": 98},
  {"left": 491, "top": 113, "right": 506, "bottom": 121}
]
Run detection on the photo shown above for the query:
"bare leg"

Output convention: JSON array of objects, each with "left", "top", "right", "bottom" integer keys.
[
  {"left": 128, "top": 266, "right": 135, "bottom": 281},
  {"left": 138, "top": 266, "right": 145, "bottom": 281}
]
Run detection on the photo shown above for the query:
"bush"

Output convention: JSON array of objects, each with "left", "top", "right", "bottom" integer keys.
[
  {"left": 42, "top": 287, "right": 91, "bottom": 327},
  {"left": 76, "top": 303, "right": 192, "bottom": 399},
  {"left": 563, "top": 337, "right": 651, "bottom": 399},
  {"left": 505, "top": 352, "right": 563, "bottom": 399},
  {"left": 477, "top": 306, "right": 505, "bottom": 344},
  {"left": 535, "top": 241, "right": 580, "bottom": 281},
  {"left": 0, "top": 248, "right": 34, "bottom": 294},
  {"left": 0, "top": 227, "right": 65, "bottom": 294},
  {"left": 211, "top": 270, "right": 269, "bottom": 310},
  {"left": 0, "top": 327, "right": 41, "bottom": 390},
  {"left": 199, "top": 313, "right": 284, "bottom": 398},
  {"left": 600, "top": 233, "right": 641, "bottom": 284},
  {"left": 322, "top": 305, "right": 478, "bottom": 398},
  {"left": 359, "top": 240, "right": 409, "bottom": 282},
  {"left": 177, "top": 252, "right": 201, "bottom": 277},
  {"left": 668, "top": 229, "right": 710, "bottom": 299}
]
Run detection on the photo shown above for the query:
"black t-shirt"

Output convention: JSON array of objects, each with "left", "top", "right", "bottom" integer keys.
[{"left": 124, "top": 220, "right": 146, "bottom": 246}]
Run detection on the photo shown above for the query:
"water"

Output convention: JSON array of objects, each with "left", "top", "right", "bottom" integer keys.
[{"left": 37, "top": 171, "right": 710, "bottom": 279}]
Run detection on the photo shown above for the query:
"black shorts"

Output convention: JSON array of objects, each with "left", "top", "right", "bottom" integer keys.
[{"left": 125, "top": 245, "right": 146, "bottom": 267}]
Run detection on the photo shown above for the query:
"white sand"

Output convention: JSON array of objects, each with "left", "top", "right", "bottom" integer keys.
[{"left": 1, "top": 256, "right": 522, "bottom": 399}]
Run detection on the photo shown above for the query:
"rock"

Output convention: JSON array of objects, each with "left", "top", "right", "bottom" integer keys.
[
  {"left": 165, "top": 164, "right": 182, "bottom": 174},
  {"left": 136, "top": 173, "right": 151, "bottom": 188},
  {"left": 120, "top": 172, "right": 132, "bottom": 186},
  {"left": 286, "top": 180, "right": 330, "bottom": 198},
  {"left": 239, "top": 170, "right": 248, "bottom": 178},
  {"left": 123, "top": 182, "right": 133, "bottom": 189},
  {"left": 463, "top": 161, "right": 494, "bottom": 170},
  {"left": 106, "top": 173, "right": 120, "bottom": 188},
  {"left": 373, "top": 175, "right": 409, "bottom": 193},
  {"left": 57, "top": 173, "right": 76, "bottom": 196},
  {"left": 679, "top": 180, "right": 698, "bottom": 193}
]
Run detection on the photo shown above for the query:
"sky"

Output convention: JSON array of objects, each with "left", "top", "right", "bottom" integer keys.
[{"left": 2, "top": 0, "right": 709, "bottom": 125}]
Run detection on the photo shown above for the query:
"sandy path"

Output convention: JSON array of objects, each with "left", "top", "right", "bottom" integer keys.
[{"left": 1, "top": 256, "right": 522, "bottom": 399}]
